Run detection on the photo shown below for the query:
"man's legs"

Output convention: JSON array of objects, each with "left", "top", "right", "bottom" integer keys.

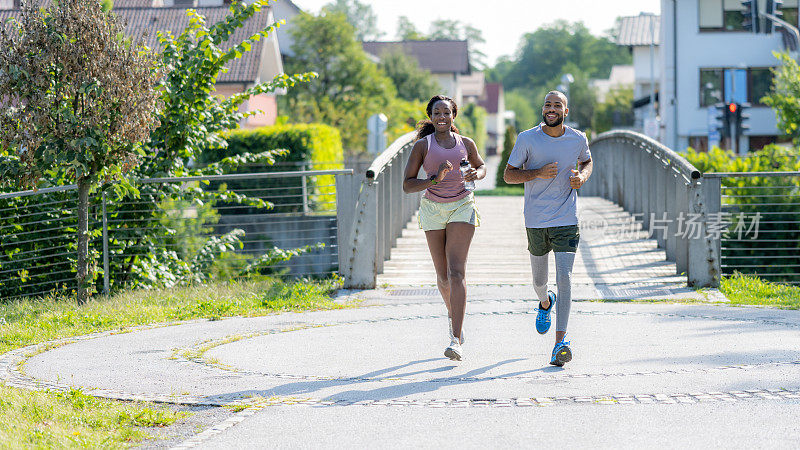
[
  {"left": 553, "top": 251, "right": 576, "bottom": 343},
  {"left": 529, "top": 253, "right": 549, "bottom": 304}
]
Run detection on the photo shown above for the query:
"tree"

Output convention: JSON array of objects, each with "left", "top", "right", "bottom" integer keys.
[
  {"left": 457, "top": 103, "right": 488, "bottom": 155},
  {"left": 119, "top": 0, "right": 316, "bottom": 288},
  {"left": 0, "top": 0, "right": 162, "bottom": 303},
  {"left": 504, "top": 89, "right": 539, "bottom": 131},
  {"left": 143, "top": 2, "right": 313, "bottom": 178},
  {"left": 762, "top": 51, "right": 800, "bottom": 145},
  {"left": 496, "top": 21, "right": 630, "bottom": 94},
  {"left": 378, "top": 47, "right": 439, "bottom": 102},
  {"left": 592, "top": 85, "right": 635, "bottom": 133},
  {"left": 282, "top": 11, "right": 397, "bottom": 150},
  {"left": 396, "top": 16, "right": 425, "bottom": 41},
  {"left": 324, "top": 0, "right": 383, "bottom": 41},
  {"left": 496, "top": 125, "right": 517, "bottom": 187},
  {"left": 428, "top": 19, "right": 487, "bottom": 70}
]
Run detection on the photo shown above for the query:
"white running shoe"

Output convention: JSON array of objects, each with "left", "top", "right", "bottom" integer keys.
[
  {"left": 448, "top": 318, "right": 465, "bottom": 344},
  {"left": 444, "top": 337, "right": 463, "bottom": 361}
]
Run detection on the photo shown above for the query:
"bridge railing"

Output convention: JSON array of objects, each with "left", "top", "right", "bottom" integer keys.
[
  {"left": 584, "top": 130, "right": 716, "bottom": 286},
  {"left": 337, "top": 132, "right": 419, "bottom": 288}
]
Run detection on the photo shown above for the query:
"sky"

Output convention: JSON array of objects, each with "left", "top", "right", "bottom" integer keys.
[{"left": 290, "top": 0, "right": 662, "bottom": 66}]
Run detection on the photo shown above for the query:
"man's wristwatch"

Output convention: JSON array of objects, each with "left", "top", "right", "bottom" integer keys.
[{"left": 429, "top": 175, "right": 439, "bottom": 185}]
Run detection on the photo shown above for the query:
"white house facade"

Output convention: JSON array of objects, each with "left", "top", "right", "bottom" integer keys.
[
  {"left": 616, "top": 13, "right": 662, "bottom": 134},
  {"left": 660, "top": 0, "right": 797, "bottom": 153}
]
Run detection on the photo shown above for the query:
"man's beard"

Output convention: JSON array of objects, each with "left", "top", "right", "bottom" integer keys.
[{"left": 542, "top": 112, "right": 563, "bottom": 127}]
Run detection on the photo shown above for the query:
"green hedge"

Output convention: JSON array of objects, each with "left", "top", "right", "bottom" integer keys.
[{"left": 202, "top": 124, "right": 344, "bottom": 213}]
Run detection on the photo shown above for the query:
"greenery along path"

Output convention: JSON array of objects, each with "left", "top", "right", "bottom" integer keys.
[{"left": 0, "top": 278, "right": 348, "bottom": 448}]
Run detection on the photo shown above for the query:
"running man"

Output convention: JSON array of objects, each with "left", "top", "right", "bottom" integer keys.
[
  {"left": 403, "top": 95, "right": 486, "bottom": 361},
  {"left": 503, "top": 90, "right": 593, "bottom": 366}
]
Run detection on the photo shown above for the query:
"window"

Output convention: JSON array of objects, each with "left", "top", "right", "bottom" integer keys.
[
  {"left": 173, "top": 0, "right": 194, "bottom": 6},
  {"left": 723, "top": 0, "right": 746, "bottom": 30},
  {"left": 699, "top": 68, "right": 774, "bottom": 107},
  {"left": 749, "top": 68, "right": 773, "bottom": 104},
  {"left": 699, "top": 0, "right": 747, "bottom": 31},
  {"left": 700, "top": 69, "right": 724, "bottom": 106}
]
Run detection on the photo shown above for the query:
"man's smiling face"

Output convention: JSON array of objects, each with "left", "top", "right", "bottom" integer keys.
[{"left": 542, "top": 92, "right": 568, "bottom": 127}]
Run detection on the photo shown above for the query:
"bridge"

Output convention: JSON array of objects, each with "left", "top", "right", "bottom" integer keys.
[{"left": 336, "top": 130, "right": 799, "bottom": 292}]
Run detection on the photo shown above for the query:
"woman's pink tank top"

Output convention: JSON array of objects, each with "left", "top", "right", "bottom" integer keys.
[{"left": 422, "top": 133, "right": 469, "bottom": 203}]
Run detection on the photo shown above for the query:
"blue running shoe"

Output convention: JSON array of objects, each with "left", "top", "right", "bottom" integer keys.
[
  {"left": 535, "top": 290, "right": 556, "bottom": 334},
  {"left": 550, "top": 338, "right": 572, "bottom": 367}
]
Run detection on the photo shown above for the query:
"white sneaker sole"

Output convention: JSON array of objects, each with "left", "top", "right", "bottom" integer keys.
[{"left": 444, "top": 347, "right": 462, "bottom": 361}]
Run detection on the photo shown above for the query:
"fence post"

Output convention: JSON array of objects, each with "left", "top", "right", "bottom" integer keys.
[
  {"left": 335, "top": 173, "right": 357, "bottom": 281},
  {"left": 675, "top": 178, "right": 690, "bottom": 275},
  {"left": 102, "top": 192, "right": 110, "bottom": 295},
  {"left": 345, "top": 180, "right": 379, "bottom": 289},
  {"left": 692, "top": 176, "right": 721, "bottom": 287},
  {"left": 687, "top": 177, "right": 719, "bottom": 287},
  {"left": 301, "top": 162, "right": 310, "bottom": 214}
]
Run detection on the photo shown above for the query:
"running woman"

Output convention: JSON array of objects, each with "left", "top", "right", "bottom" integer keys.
[
  {"left": 503, "top": 91, "right": 593, "bottom": 366},
  {"left": 403, "top": 95, "right": 486, "bottom": 361}
]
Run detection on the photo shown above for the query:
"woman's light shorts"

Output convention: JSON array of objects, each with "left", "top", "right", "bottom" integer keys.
[{"left": 418, "top": 193, "right": 481, "bottom": 231}]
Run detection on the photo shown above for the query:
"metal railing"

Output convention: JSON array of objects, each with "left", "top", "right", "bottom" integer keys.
[
  {"left": 703, "top": 172, "right": 800, "bottom": 285},
  {"left": 337, "top": 132, "right": 420, "bottom": 288},
  {"left": 584, "top": 130, "right": 716, "bottom": 286},
  {"left": 0, "top": 169, "right": 353, "bottom": 300},
  {"left": 586, "top": 130, "right": 800, "bottom": 287}
]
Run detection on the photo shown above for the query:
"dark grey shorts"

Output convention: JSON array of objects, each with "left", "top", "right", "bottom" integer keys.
[{"left": 526, "top": 225, "right": 580, "bottom": 256}]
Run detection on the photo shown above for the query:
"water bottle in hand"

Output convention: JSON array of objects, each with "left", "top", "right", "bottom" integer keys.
[{"left": 460, "top": 160, "right": 475, "bottom": 191}]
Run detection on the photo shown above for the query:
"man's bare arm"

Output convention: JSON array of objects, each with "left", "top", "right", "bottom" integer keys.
[{"left": 503, "top": 162, "right": 558, "bottom": 184}]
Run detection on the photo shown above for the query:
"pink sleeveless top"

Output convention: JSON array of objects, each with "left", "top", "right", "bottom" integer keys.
[{"left": 422, "top": 133, "right": 469, "bottom": 203}]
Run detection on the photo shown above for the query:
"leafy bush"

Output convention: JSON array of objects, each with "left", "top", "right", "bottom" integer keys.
[{"left": 201, "top": 124, "right": 344, "bottom": 212}]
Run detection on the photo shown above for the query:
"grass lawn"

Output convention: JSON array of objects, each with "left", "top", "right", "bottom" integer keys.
[
  {"left": 0, "top": 277, "right": 348, "bottom": 447},
  {"left": 720, "top": 273, "right": 800, "bottom": 309},
  {"left": 474, "top": 186, "right": 524, "bottom": 196}
]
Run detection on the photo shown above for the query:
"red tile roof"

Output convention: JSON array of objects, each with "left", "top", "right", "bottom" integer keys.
[{"left": 0, "top": 3, "right": 275, "bottom": 84}]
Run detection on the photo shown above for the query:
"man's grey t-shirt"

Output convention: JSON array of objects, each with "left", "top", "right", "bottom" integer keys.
[{"left": 507, "top": 124, "right": 592, "bottom": 229}]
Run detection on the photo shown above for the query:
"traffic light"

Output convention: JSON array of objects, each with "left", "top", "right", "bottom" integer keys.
[
  {"left": 742, "top": 0, "right": 760, "bottom": 33},
  {"left": 733, "top": 102, "right": 751, "bottom": 139},
  {"left": 713, "top": 102, "right": 732, "bottom": 139}
]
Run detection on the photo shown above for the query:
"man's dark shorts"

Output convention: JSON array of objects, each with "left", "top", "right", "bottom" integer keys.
[{"left": 526, "top": 225, "right": 580, "bottom": 256}]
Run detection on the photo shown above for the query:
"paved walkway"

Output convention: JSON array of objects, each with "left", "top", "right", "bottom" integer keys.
[
  {"left": 3, "top": 194, "right": 799, "bottom": 447},
  {"left": 3, "top": 296, "right": 800, "bottom": 447},
  {"left": 379, "top": 195, "right": 696, "bottom": 300}
]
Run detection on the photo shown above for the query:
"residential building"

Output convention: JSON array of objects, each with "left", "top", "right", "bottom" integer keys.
[
  {"left": 591, "top": 65, "right": 636, "bottom": 103},
  {"left": 660, "top": 0, "right": 795, "bottom": 153},
  {"left": 477, "top": 83, "right": 506, "bottom": 156},
  {"left": 270, "top": 0, "right": 302, "bottom": 58},
  {"left": 362, "top": 40, "right": 471, "bottom": 106},
  {"left": 0, "top": 0, "right": 286, "bottom": 127},
  {"left": 461, "top": 72, "right": 486, "bottom": 105},
  {"left": 615, "top": 13, "right": 661, "bottom": 133}
]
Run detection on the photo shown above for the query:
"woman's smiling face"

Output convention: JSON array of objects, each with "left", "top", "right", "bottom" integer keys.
[{"left": 430, "top": 100, "right": 455, "bottom": 133}]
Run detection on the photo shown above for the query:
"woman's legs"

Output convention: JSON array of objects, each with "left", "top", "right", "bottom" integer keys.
[
  {"left": 424, "top": 229, "right": 451, "bottom": 316},
  {"left": 444, "top": 222, "right": 475, "bottom": 341}
]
